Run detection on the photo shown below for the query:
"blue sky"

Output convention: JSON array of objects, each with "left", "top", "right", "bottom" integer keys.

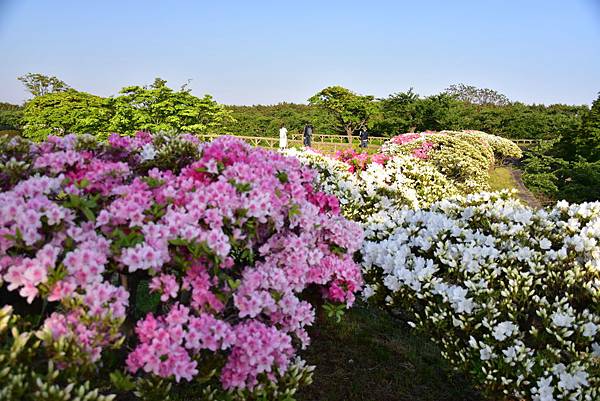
[{"left": 1, "top": 0, "right": 599, "bottom": 105}]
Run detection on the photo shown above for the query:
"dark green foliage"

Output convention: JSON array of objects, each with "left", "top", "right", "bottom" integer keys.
[
  {"left": 558, "top": 160, "right": 600, "bottom": 202},
  {"left": 297, "top": 304, "right": 481, "bottom": 401},
  {"left": 22, "top": 90, "right": 113, "bottom": 141},
  {"left": 373, "top": 87, "right": 587, "bottom": 139},
  {"left": 0, "top": 102, "right": 24, "bottom": 131},
  {"left": 522, "top": 93, "right": 600, "bottom": 202},
  {"left": 374, "top": 88, "right": 421, "bottom": 134},
  {"left": 108, "top": 78, "right": 232, "bottom": 136},
  {"left": 574, "top": 93, "right": 600, "bottom": 161},
  {"left": 19, "top": 76, "right": 231, "bottom": 141},
  {"left": 374, "top": 91, "right": 460, "bottom": 135},
  {"left": 134, "top": 280, "right": 161, "bottom": 320},
  {"left": 308, "top": 86, "right": 378, "bottom": 140},
  {"left": 224, "top": 103, "right": 337, "bottom": 138}
]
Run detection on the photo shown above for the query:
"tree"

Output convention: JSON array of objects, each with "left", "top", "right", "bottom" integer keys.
[
  {"left": 17, "top": 73, "right": 70, "bottom": 98},
  {"left": 575, "top": 92, "right": 600, "bottom": 161},
  {"left": 375, "top": 89, "right": 421, "bottom": 136},
  {"left": 22, "top": 90, "right": 112, "bottom": 141},
  {"left": 224, "top": 103, "right": 337, "bottom": 137},
  {"left": 108, "top": 78, "right": 232, "bottom": 135},
  {"left": 415, "top": 93, "right": 461, "bottom": 131},
  {"left": 520, "top": 93, "right": 600, "bottom": 202},
  {"left": 445, "top": 84, "right": 510, "bottom": 106},
  {"left": 308, "top": 86, "right": 377, "bottom": 141},
  {"left": 0, "top": 103, "right": 23, "bottom": 131}
]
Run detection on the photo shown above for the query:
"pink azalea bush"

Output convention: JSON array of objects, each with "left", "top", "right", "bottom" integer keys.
[
  {"left": 0, "top": 132, "right": 363, "bottom": 399},
  {"left": 382, "top": 131, "right": 495, "bottom": 193},
  {"left": 389, "top": 133, "right": 436, "bottom": 159},
  {"left": 389, "top": 133, "right": 423, "bottom": 145},
  {"left": 333, "top": 148, "right": 389, "bottom": 173}
]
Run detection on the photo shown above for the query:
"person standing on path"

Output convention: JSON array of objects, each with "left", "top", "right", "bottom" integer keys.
[
  {"left": 303, "top": 123, "right": 313, "bottom": 147},
  {"left": 359, "top": 127, "right": 368, "bottom": 148},
  {"left": 279, "top": 124, "right": 288, "bottom": 149}
]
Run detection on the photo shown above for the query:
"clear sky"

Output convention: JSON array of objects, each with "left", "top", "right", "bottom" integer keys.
[{"left": 1, "top": 0, "right": 599, "bottom": 105}]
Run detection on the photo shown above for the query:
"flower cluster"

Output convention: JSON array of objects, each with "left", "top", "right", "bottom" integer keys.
[
  {"left": 0, "top": 132, "right": 363, "bottom": 398},
  {"left": 361, "top": 191, "right": 600, "bottom": 401},
  {"left": 332, "top": 148, "right": 388, "bottom": 172},
  {"left": 381, "top": 130, "right": 522, "bottom": 193},
  {"left": 283, "top": 147, "right": 459, "bottom": 222},
  {"left": 444, "top": 130, "right": 523, "bottom": 160}
]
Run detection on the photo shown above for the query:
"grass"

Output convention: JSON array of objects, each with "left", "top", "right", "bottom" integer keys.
[
  {"left": 297, "top": 304, "right": 482, "bottom": 401},
  {"left": 489, "top": 166, "right": 542, "bottom": 208},
  {"left": 488, "top": 166, "right": 519, "bottom": 191}
]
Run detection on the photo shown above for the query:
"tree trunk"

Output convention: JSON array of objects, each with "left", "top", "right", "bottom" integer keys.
[{"left": 344, "top": 126, "right": 353, "bottom": 144}]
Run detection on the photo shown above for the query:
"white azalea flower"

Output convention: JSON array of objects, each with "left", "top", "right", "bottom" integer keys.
[
  {"left": 492, "top": 321, "right": 518, "bottom": 341},
  {"left": 140, "top": 143, "right": 157, "bottom": 161},
  {"left": 551, "top": 312, "right": 575, "bottom": 328},
  {"left": 582, "top": 322, "right": 598, "bottom": 338},
  {"left": 539, "top": 238, "right": 552, "bottom": 250},
  {"left": 480, "top": 345, "right": 494, "bottom": 361},
  {"left": 532, "top": 377, "right": 555, "bottom": 401}
]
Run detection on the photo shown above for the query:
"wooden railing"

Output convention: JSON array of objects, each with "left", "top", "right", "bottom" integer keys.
[
  {"left": 509, "top": 139, "right": 539, "bottom": 146},
  {"left": 285, "top": 132, "right": 387, "bottom": 146},
  {"left": 196, "top": 132, "right": 538, "bottom": 151},
  {"left": 196, "top": 133, "right": 380, "bottom": 152}
]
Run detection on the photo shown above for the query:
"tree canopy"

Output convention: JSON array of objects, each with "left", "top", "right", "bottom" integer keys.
[
  {"left": 521, "top": 93, "right": 600, "bottom": 202},
  {"left": 17, "top": 73, "right": 70, "bottom": 98},
  {"left": 308, "top": 86, "right": 377, "bottom": 140},
  {"left": 444, "top": 83, "right": 510, "bottom": 106},
  {"left": 18, "top": 76, "right": 232, "bottom": 140},
  {"left": 0, "top": 102, "right": 23, "bottom": 132},
  {"left": 108, "top": 78, "right": 232, "bottom": 135},
  {"left": 22, "top": 90, "right": 112, "bottom": 141}
]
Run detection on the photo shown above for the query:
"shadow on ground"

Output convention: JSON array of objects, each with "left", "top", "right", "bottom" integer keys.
[{"left": 298, "top": 304, "right": 483, "bottom": 401}]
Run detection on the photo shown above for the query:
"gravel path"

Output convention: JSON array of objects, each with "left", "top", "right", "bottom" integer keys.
[{"left": 510, "top": 169, "right": 542, "bottom": 208}]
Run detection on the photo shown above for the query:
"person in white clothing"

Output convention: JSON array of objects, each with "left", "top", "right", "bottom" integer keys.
[{"left": 279, "top": 124, "right": 288, "bottom": 149}]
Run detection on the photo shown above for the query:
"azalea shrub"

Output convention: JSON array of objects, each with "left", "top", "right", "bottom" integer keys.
[
  {"left": 381, "top": 131, "right": 522, "bottom": 193},
  {"left": 0, "top": 132, "right": 364, "bottom": 400},
  {"left": 361, "top": 191, "right": 600, "bottom": 401},
  {"left": 444, "top": 130, "right": 523, "bottom": 161},
  {"left": 331, "top": 148, "right": 389, "bottom": 173},
  {"left": 0, "top": 305, "right": 119, "bottom": 401},
  {"left": 283, "top": 147, "right": 459, "bottom": 222}
]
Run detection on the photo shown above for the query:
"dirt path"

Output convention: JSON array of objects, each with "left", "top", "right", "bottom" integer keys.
[{"left": 510, "top": 169, "right": 542, "bottom": 208}]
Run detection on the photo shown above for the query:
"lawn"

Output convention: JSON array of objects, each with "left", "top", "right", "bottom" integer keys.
[
  {"left": 489, "top": 166, "right": 542, "bottom": 207},
  {"left": 297, "top": 304, "right": 482, "bottom": 401},
  {"left": 488, "top": 166, "right": 519, "bottom": 191}
]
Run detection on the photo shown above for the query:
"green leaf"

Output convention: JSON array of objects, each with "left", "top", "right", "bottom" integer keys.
[{"left": 81, "top": 206, "right": 95, "bottom": 222}]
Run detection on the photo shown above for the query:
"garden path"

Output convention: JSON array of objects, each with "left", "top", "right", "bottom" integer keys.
[{"left": 510, "top": 168, "right": 542, "bottom": 208}]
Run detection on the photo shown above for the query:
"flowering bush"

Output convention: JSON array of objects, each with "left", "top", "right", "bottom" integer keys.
[
  {"left": 0, "top": 132, "right": 364, "bottom": 400},
  {"left": 382, "top": 132, "right": 495, "bottom": 193},
  {"left": 361, "top": 191, "right": 600, "bottom": 401},
  {"left": 283, "top": 147, "right": 459, "bottom": 222},
  {"left": 443, "top": 130, "right": 523, "bottom": 161},
  {"left": 381, "top": 131, "right": 522, "bottom": 194},
  {"left": 332, "top": 148, "right": 389, "bottom": 173},
  {"left": 0, "top": 305, "right": 119, "bottom": 401}
]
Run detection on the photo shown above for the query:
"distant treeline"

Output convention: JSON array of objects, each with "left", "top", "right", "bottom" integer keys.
[
  {"left": 1, "top": 74, "right": 231, "bottom": 141},
  {"left": 0, "top": 75, "right": 591, "bottom": 142},
  {"left": 1, "top": 74, "right": 599, "bottom": 202},
  {"left": 225, "top": 95, "right": 586, "bottom": 140},
  {"left": 0, "top": 102, "right": 23, "bottom": 133}
]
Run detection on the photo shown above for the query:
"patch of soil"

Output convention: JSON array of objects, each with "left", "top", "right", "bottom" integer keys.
[{"left": 510, "top": 169, "right": 542, "bottom": 208}]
